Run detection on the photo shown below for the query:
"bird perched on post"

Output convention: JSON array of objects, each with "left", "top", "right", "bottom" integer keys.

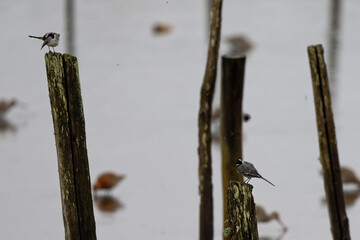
[
  {"left": 28, "top": 32, "right": 60, "bottom": 52},
  {"left": 236, "top": 159, "right": 274, "bottom": 186},
  {"left": 93, "top": 172, "right": 125, "bottom": 192},
  {"left": 256, "top": 204, "right": 287, "bottom": 230}
]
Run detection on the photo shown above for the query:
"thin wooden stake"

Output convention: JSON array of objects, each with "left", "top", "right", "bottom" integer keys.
[
  {"left": 308, "top": 44, "right": 350, "bottom": 240},
  {"left": 198, "top": 0, "right": 223, "bottom": 239}
]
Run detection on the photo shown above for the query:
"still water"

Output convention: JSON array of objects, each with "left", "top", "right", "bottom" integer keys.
[{"left": 1, "top": 0, "right": 360, "bottom": 239}]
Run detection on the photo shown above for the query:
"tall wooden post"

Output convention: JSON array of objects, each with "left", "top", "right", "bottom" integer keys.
[
  {"left": 198, "top": 0, "right": 223, "bottom": 239},
  {"left": 220, "top": 56, "right": 246, "bottom": 233},
  {"left": 45, "top": 53, "right": 96, "bottom": 240},
  {"left": 308, "top": 45, "right": 350, "bottom": 240}
]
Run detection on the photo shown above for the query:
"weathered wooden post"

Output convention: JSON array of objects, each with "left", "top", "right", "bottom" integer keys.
[
  {"left": 307, "top": 44, "right": 350, "bottom": 240},
  {"left": 220, "top": 56, "right": 246, "bottom": 234},
  {"left": 198, "top": 0, "right": 223, "bottom": 239},
  {"left": 224, "top": 181, "right": 258, "bottom": 240},
  {"left": 45, "top": 52, "right": 97, "bottom": 240}
]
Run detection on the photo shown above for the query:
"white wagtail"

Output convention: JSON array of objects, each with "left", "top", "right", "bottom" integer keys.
[
  {"left": 236, "top": 159, "right": 274, "bottom": 186},
  {"left": 29, "top": 32, "right": 60, "bottom": 52}
]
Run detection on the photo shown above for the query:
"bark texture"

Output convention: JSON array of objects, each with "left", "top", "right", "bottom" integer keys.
[
  {"left": 45, "top": 53, "right": 96, "bottom": 240},
  {"left": 198, "top": 0, "right": 223, "bottom": 239},
  {"left": 225, "top": 181, "right": 258, "bottom": 240}
]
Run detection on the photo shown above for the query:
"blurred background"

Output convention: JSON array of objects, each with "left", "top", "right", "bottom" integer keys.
[{"left": 1, "top": 0, "right": 360, "bottom": 239}]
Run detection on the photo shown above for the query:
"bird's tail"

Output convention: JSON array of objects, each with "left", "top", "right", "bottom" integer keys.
[
  {"left": 116, "top": 175, "right": 125, "bottom": 181},
  {"left": 261, "top": 176, "right": 275, "bottom": 186},
  {"left": 28, "top": 35, "right": 43, "bottom": 40}
]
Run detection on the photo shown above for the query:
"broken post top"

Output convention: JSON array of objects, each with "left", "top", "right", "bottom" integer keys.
[
  {"left": 45, "top": 52, "right": 77, "bottom": 60},
  {"left": 226, "top": 180, "right": 258, "bottom": 240}
]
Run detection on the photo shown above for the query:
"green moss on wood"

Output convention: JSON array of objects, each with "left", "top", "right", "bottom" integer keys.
[{"left": 227, "top": 181, "right": 258, "bottom": 240}]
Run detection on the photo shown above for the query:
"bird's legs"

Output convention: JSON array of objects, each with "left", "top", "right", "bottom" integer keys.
[
  {"left": 47, "top": 46, "right": 56, "bottom": 53},
  {"left": 242, "top": 177, "right": 252, "bottom": 185}
]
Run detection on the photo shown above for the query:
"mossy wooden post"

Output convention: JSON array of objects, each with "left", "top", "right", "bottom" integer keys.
[
  {"left": 220, "top": 56, "right": 246, "bottom": 235},
  {"left": 45, "top": 53, "right": 97, "bottom": 240},
  {"left": 198, "top": 0, "right": 223, "bottom": 239},
  {"left": 308, "top": 45, "right": 350, "bottom": 240},
  {"left": 224, "top": 181, "right": 258, "bottom": 240}
]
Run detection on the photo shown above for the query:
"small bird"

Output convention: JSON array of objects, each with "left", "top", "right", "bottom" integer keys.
[
  {"left": 236, "top": 159, "right": 274, "bottom": 186},
  {"left": 226, "top": 34, "right": 254, "bottom": 57},
  {"left": 29, "top": 32, "right": 60, "bottom": 52},
  {"left": 341, "top": 166, "right": 360, "bottom": 186},
  {"left": 93, "top": 172, "right": 125, "bottom": 191},
  {"left": 152, "top": 22, "right": 172, "bottom": 35},
  {"left": 256, "top": 204, "right": 287, "bottom": 230}
]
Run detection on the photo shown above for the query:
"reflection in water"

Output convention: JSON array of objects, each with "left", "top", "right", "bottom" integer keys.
[
  {"left": 326, "top": 0, "right": 342, "bottom": 99},
  {"left": 0, "top": 118, "right": 17, "bottom": 134},
  {"left": 259, "top": 230, "right": 287, "bottom": 240},
  {"left": 0, "top": 98, "right": 27, "bottom": 134},
  {"left": 94, "top": 195, "right": 124, "bottom": 213},
  {"left": 343, "top": 189, "right": 360, "bottom": 208},
  {"left": 93, "top": 173, "right": 125, "bottom": 214},
  {"left": 341, "top": 166, "right": 360, "bottom": 206},
  {"left": 321, "top": 189, "right": 360, "bottom": 208},
  {"left": 256, "top": 204, "right": 288, "bottom": 231},
  {"left": 320, "top": 166, "right": 360, "bottom": 207},
  {"left": 319, "top": 166, "right": 360, "bottom": 186},
  {"left": 0, "top": 99, "right": 18, "bottom": 117}
]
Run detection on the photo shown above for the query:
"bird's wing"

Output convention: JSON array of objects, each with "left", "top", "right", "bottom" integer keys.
[
  {"left": 244, "top": 161, "right": 261, "bottom": 175},
  {"left": 41, "top": 39, "right": 49, "bottom": 49}
]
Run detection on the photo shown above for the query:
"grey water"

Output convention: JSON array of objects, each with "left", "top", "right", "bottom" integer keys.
[{"left": 1, "top": 0, "right": 360, "bottom": 239}]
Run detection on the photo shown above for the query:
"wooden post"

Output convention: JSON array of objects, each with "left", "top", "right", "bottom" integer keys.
[
  {"left": 45, "top": 53, "right": 97, "bottom": 240},
  {"left": 220, "top": 56, "right": 246, "bottom": 234},
  {"left": 307, "top": 45, "right": 350, "bottom": 240},
  {"left": 198, "top": 0, "right": 223, "bottom": 239},
  {"left": 224, "top": 181, "right": 258, "bottom": 240}
]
